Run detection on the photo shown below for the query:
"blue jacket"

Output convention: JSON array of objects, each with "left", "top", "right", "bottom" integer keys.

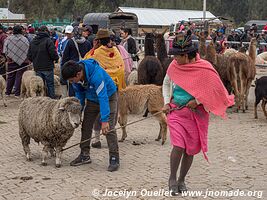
[{"left": 72, "top": 59, "right": 117, "bottom": 122}]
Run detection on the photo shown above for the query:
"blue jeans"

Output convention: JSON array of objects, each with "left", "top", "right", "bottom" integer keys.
[{"left": 36, "top": 70, "right": 55, "bottom": 99}]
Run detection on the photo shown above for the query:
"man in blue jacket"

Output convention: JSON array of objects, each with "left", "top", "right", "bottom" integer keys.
[{"left": 61, "top": 59, "right": 119, "bottom": 172}]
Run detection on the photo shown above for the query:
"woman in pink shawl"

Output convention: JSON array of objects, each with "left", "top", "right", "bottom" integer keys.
[{"left": 162, "top": 32, "right": 234, "bottom": 195}]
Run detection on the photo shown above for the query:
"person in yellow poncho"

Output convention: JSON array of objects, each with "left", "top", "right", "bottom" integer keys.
[
  {"left": 83, "top": 29, "right": 126, "bottom": 148},
  {"left": 84, "top": 29, "right": 126, "bottom": 90}
]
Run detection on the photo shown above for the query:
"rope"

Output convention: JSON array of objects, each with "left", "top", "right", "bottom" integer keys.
[
  {"left": 61, "top": 105, "right": 185, "bottom": 152},
  {"left": 0, "top": 63, "right": 32, "bottom": 77}
]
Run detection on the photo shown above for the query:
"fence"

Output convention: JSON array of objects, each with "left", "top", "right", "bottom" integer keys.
[{"left": 134, "top": 37, "right": 267, "bottom": 55}]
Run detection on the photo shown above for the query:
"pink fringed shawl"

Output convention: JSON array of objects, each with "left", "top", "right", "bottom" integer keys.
[
  {"left": 116, "top": 45, "right": 133, "bottom": 78},
  {"left": 167, "top": 55, "right": 235, "bottom": 118}
]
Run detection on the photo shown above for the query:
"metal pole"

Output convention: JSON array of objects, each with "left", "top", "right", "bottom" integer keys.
[
  {"left": 203, "top": 0, "right": 207, "bottom": 20},
  {"left": 7, "top": 0, "right": 10, "bottom": 10}
]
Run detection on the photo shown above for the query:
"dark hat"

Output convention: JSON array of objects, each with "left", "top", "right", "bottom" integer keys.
[
  {"left": 39, "top": 25, "right": 49, "bottom": 33},
  {"left": 82, "top": 24, "right": 93, "bottom": 33},
  {"left": 169, "top": 32, "right": 198, "bottom": 55},
  {"left": 13, "top": 25, "right": 23, "bottom": 35},
  {"left": 95, "top": 29, "right": 110, "bottom": 39}
]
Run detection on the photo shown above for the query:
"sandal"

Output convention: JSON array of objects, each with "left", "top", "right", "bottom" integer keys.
[
  {"left": 169, "top": 180, "right": 179, "bottom": 196},
  {"left": 178, "top": 181, "right": 187, "bottom": 193}
]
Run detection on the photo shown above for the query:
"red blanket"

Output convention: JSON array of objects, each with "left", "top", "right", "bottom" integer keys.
[{"left": 167, "top": 55, "right": 235, "bottom": 118}]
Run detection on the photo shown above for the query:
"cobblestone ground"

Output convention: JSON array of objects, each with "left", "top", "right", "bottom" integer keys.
[{"left": 0, "top": 69, "right": 266, "bottom": 200}]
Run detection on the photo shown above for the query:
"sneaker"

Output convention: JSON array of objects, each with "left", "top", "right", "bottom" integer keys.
[
  {"left": 70, "top": 154, "right": 91, "bottom": 166},
  {"left": 107, "top": 156, "right": 120, "bottom": 172},
  {"left": 91, "top": 141, "right": 101, "bottom": 149}
]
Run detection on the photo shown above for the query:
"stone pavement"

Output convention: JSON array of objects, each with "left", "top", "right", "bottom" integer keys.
[{"left": 0, "top": 69, "right": 266, "bottom": 200}]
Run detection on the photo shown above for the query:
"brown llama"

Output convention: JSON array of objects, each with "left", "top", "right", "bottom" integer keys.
[
  {"left": 138, "top": 31, "right": 164, "bottom": 117},
  {"left": 138, "top": 31, "right": 164, "bottom": 85},
  {"left": 198, "top": 32, "right": 207, "bottom": 59},
  {"left": 227, "top": 38, "right": 257, "bottom": 112},
  {"left": 155, "top": 30, "right": 173, "bottom": 76},
  {"left": 118, "top": 84, "right": 167, "bottom": 145},
  {"left": 206, "top": 40, "right": 232, "bottom": 94}
]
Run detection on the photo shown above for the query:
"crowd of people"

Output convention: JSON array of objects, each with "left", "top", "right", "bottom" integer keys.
[{"left": 165, "top": 21, "right": 267, "bottom": 55}]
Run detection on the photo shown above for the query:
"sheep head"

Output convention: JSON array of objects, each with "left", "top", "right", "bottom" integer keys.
[{"left": 58, "top": 97, "right": 82, "bottom": 129}]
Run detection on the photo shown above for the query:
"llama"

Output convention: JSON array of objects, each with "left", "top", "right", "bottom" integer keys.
[
  {"left": 138, "top": 31, "right": 164, "bottom": 86},
  {"left": 198, "top": 32, "right": 207, "bottom": 59},
  {"left": 206, "top": 40, "right": 232, "bottom": 94},
  {"left": 138, "top": 31, "right": 164, "bottom": 117},
  {"left": 155, "top": 30, "right": 173, "bottom": 77},
  {"left": 227, "top": 38, "right": 257, "bottom": 112}
]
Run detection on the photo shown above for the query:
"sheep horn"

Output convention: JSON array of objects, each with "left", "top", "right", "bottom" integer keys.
[
  {"left": 58, "top": 97, "right": 80, "bottom": 111},
  {"left": 58, "top": 107, "right": 65, "bottom": 111},
  {"left": 58, "top": 98, "right": 71, "bottom": 111}
]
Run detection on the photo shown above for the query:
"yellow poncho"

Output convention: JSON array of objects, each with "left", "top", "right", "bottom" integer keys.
[{"left": 84, "top": 45, "right": 126, "bottom": 90}]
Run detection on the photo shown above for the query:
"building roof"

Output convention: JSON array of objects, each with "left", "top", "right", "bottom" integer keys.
[
  {"left": 83, "top": 13, "right": 110, "bottom": 23},
  {"left": 0, "top": 8, "right": 25, "bottom": 19},
  {"left": 117, "top": 7, "right": 217, "bottom": 26}
]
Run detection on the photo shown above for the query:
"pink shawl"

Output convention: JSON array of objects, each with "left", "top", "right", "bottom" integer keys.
[
  {"left": 167, "top": 55, "right": 234, "bottom": 118},
  {"left": 116, "top": 45, "right": 133, "bottom": 78}
]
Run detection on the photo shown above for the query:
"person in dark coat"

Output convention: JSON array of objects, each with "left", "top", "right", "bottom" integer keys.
[
  {"left": 61, "top": 26, "right": 92, "bottom": 96},
  {"left": 27, "top": 25, "right": 59, "bottom": 98}
]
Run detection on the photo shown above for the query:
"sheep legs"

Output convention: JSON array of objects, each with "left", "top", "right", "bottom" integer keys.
[
  {"left": 41, "top": 145, "right": 50, "bottom": 166},
  {"left": 20, "top": 131, "right": 32, "bottom": 161},
  {"left": 55, "top": 147, "right": 62, "bottom": 168},
  {"left": 1, "top": 92, "right": 6, "bottom": 107}
]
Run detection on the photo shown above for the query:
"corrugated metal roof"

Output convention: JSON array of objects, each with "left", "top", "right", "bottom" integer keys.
[{"left": 117, "top": 7, "right": 217, "bottom": 26}]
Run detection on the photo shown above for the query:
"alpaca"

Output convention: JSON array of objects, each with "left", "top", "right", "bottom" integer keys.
[
  {"left": 118, "top": 84, "right": 167, "bottom": 145},
  {"left": 155, "top": 30, "right": 173, "bottom": 77},
  {"left": 227, "top": 38, "right": 257, "bottom": 112}
]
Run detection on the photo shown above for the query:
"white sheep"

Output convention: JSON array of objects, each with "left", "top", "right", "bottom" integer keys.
[
  {"left": 54, "top": 75, "right": 62, "bottom": 99},
  {"left": 21, "top": 70, "right": 45, "bottom": 98},
  {"left": 127, "top": 70, "right": 138, "bottom": 86},
  {"left": 0, "top": 75, "right": 7, "bottom": 107},
  {"left": 19, "top": 97, "right": 82, "bottom": 167}
]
